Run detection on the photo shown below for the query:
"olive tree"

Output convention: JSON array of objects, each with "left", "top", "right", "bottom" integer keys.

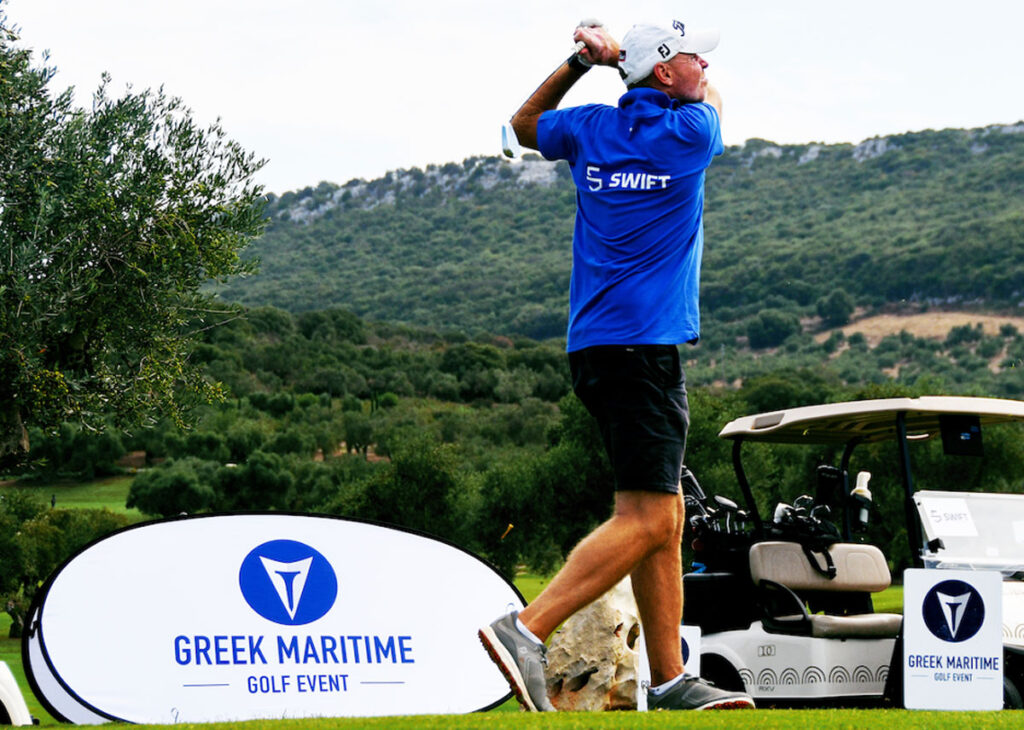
[{"left": 0, "top": 14, "right": 266, "bottom": 468}]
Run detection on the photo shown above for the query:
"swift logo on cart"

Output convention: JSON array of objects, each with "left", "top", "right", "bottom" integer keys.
[
  {"left": 239, "top": 540, "right": 338, "bottom": 625},
  {"left": 922, "top": 579, "right": 984, "bottom": 642}
]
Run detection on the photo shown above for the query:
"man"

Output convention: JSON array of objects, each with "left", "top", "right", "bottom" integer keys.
[{"left": 478, "top": 20, "right": 754, "bottom": 712}]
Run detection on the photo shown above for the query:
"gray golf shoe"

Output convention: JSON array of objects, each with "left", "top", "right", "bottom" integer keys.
[
  {"left": 478, "top": 611, "right": 555, "bottom": 712},
  {"left": 647, "top": 675, "right": 755, "bottom": 710}
]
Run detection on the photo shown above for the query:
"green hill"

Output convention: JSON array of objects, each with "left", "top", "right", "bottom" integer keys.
[{"left": 214, "top": 123, "right": 1024, "bottom": 342}]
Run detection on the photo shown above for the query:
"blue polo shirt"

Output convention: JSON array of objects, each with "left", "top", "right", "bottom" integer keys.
[{"left": 537, "top": 87, "right": 723, "bottom": 352}]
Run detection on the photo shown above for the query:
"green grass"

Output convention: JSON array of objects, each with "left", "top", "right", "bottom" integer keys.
[
  {"left": 8, "top": 474, "right": 143, "bottom": 514},
  {"left": 875, "top": 585, "right": 903, "bottom": 614},
  {"left": 47, "top": 709, "right": 1024, "bottom": 729},
  {"left": 514, "top": 573, "right": 550, "bottom": 604}
]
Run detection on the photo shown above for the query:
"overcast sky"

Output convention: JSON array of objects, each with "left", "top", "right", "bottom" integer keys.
[{"left": 6, "top": 0, "right": 1023, "bottom": 195}]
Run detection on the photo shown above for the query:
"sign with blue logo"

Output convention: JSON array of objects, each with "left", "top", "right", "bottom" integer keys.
[
  {"left": 23, "top": 514, "right": 524, "bottom": 723},
  {"left": 239, "top": 540, "right": 338, "bottom": 625},
  {"left": 921, "top": 579, "right": 985, "bottom": 643},
  {"left": 903, "top": 569, "right": 1002, "bottom": 710}
]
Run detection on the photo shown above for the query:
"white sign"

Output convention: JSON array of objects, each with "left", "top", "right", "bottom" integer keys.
[
  {"left": 24, "top": 514, "right": 523, "bottom": 724},
  {"left": 903, "top": 568, "right": 1002, "bottom": 710},
  {"left": 919, "top": 498, "right": 979, "bottom": 538}
]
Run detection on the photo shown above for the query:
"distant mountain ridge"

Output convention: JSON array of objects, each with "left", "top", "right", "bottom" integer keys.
[{"left": 217, "top": 122, "right": 1024, "bottom": 342}]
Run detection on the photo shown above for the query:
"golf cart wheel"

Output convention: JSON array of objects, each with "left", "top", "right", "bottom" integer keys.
[{"left": 1004, "top": 675, "right": 1023, "bottom": 710}]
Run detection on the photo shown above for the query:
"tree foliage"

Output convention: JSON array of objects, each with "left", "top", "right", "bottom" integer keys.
[
  {"left": 0, "top": 13, "right": 266, "bottom": 468},
  {"left": 746, "top": 309, "right": 802, "bottom": 348},
  {"left": 12, "top": 300, "right": 1023, "bottom": 586},
  {"left": 817, "top": 288, "right": 855, "bottom": 327},
  {"left": 0, "top": 490, "right": 132, "bottom": 637}
]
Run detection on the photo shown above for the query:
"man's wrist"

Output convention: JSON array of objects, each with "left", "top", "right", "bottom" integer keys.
[{"left": 567, "top": 53, "right": 592, "bottom": 73}]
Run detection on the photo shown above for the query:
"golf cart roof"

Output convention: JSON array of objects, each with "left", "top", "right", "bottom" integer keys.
[{"left": 718, "top": 396, "right": 1024, "bottom": 445}]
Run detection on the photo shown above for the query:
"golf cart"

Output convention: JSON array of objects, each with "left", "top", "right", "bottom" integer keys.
[{"left": 680, "top": 396, "right": 1024, "bottom": 708}]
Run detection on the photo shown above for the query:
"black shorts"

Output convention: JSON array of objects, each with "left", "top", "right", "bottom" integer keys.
[{"left": 568, "top": 344, "right": 689, "bottom": 494}]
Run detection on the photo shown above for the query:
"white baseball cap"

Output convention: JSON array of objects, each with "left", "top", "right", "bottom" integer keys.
[{"left": 618, "top": 20, "right": 720, "bottom": 87}]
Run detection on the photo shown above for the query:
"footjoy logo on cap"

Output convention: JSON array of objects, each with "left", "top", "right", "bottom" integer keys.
[
  {"left": 922, "top": 579, "right": 985, "bottom": 643},
  {"left": 239, "top": 540, "right": 338, "bottom": 625}
]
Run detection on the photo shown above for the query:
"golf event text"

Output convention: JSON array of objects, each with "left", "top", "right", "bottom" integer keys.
[
  {"left": 174, "top": 634, "right": 414, "bottom": 695},
  {"left": 907, "top": 652, "right": 1000, "bottom": 682},
  {"left": 247, "top": 673, "right": 348, "bottom": 694}
]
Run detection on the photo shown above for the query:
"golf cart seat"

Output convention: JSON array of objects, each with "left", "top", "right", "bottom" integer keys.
[{"left": 749, "top": 541, "right": 903, "bottom": 639}]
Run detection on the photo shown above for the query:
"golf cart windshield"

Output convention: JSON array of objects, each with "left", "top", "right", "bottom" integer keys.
[
  {"left": 719, "top": 396, "right": 1024, "bottom": 564},
  {"left": 915, "top": 490, "right": 1024, "bottom": 576}
]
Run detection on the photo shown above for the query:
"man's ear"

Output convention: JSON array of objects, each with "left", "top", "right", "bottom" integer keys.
[{"left": 651, "top": 61, "right": 672, "bottom": 86}]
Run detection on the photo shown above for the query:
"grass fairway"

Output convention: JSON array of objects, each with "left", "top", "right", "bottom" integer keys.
[
  {"left": 7, "top": 474, "right": 143, "bottom": 515},
  {"left": 81, "top": 708, "right": 1020, "bottom": 729}
]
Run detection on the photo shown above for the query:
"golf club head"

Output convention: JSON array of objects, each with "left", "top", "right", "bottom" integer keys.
[
  {"left": 794, "top": 494, "right": 815, "bottom": 510},
  {"left": 773, "top": 503, "right": 793, "bottom": 523},
  {"left": 680, "top": 466, "right": 706, "bottom": 502},
  {"left": 501, "top": 123, "right": 521, "bottom": 159},
  {"left": 713, "top": 494, "right": 738, "bottom": 513}
]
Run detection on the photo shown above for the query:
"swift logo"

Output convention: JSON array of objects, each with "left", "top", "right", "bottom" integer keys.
[
  {"left": 922, "top": 579, "right": 985, "bottom": 643},
  {"left": 239, "top": 540, "right": 338, "bottom": 625},
  {"left": 585, "top": 165, "right": 671, "bottom": 192}
]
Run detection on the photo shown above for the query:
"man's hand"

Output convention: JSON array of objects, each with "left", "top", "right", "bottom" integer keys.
[{"left": 573, "top": 20, "right": 619, "bottom": 67}]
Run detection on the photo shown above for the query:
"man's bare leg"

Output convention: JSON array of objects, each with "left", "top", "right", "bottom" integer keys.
[
  {"left": 631, "top": 491, "right": 685, "bottom": 685},
  {"left": 518, "top": 490, "right": 681, "bottom": 642},
  {"left": 482, "top": 481, "right": 753, "bottom": 710}
]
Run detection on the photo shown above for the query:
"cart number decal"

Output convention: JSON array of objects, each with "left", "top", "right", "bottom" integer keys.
[{"left": 920, "top": 497, "right": 978, "bottom": 537}]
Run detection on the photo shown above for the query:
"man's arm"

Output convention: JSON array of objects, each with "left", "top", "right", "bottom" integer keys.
[
  {"left": 509, "top": 63, "right": 588, "bottom": 151},
  {"left": 510, "top": 23, "right": 619, "bottom": 151}
]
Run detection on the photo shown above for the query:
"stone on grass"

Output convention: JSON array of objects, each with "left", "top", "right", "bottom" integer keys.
[{"left": 546, "top": 578, "right": 640, "bottom": 711}]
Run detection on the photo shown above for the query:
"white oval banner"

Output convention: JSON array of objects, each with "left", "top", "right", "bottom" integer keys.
[{"left": 24, "top": 514, "right": 523, "bottom": 723}]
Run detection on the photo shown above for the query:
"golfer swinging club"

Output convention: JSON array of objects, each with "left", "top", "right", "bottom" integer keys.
[{"left": 479, "top": 18, "right": 755, "bottom": 711}]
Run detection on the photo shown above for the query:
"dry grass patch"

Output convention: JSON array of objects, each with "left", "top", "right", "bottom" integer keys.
[{"left": 815, "top": 312, "right": 1024, "bottom": 347}]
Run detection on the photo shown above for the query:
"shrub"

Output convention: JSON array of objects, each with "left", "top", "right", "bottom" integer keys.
[
  {"left": 747, "top": 310, "right": 802, "bottom": 349},
  {"left": 816, "top": 289, "right": 855, "bottom": 327},
  {"left": 126, "top": 458, "right": 219, "bottom": 516}
]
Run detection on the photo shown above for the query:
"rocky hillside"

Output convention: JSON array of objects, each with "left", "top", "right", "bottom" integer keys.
[{"left": 215, "top": 122, "right": 1024, "bottom": 344}]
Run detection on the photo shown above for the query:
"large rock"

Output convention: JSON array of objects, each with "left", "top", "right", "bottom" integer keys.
[{"left": 546, "top": 578, "right": 640, "bottom": 711}]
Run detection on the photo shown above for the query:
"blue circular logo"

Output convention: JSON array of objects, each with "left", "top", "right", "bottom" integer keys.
[
  {"left": 239, "top": 540, "right": 338, "bottom": 625},
  {"left": 922, "top": 579, "right": 985, "bottom": 643}
]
